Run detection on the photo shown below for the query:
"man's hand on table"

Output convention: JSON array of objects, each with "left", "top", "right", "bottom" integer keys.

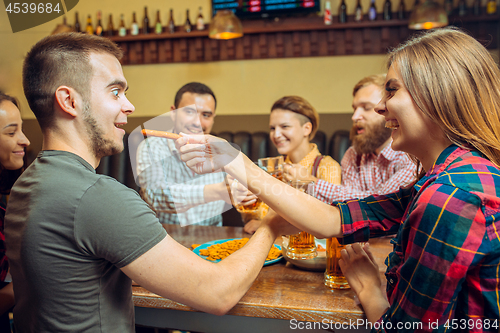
[{"left": 244, "top": 219, "right": 261, "bottom": 234}]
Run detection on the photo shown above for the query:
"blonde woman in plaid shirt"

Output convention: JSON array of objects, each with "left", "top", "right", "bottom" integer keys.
[{"left": 179, "top": 28, "right": 500, "bottom": 331}]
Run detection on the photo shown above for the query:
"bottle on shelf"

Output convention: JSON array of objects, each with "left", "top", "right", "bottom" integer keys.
[
  {"left": 95, "top": 11, "right": 103, "bottom": 36},
  {"left": 413, "top": 0, "right": 420, "bottom": 9},
  {"left": 368, "top": 0, "right": 377, "bottom": 20},
  {"left": 107, "top": 14, "right": 114, "bottom": 37},
  {"left": 74, "top": 12, "right": 81, "bottom": 32},
  {"left": 131, "top": 12, "right": 139, "bottom": 36},
  {"left": 86, "top": 15, "right": 94, "bottom": 35},
  {"left": 184, "top": 9, "right": 192, "bottom": 32},
  {"left": 168, "top": 9, "right": 175, "bottom": 33},
  {"left": 155, "top": 10, "right": 162, "bottom": 34},
  {"left": 383, "top": 0, "right": 392, "bottom": 19},
  {"left": 444, "top": 0, "right": 454, "bottom": 16},
  {"left": 324, "top": 1, "right": 333, "bottom": 25},
  {"left": 486, "top": 0, "right": 497, "bottom": 14},
  {"left": 143, "top": 6, "right": 150, "bottom": 34},
  {"left": 339, "top": 0, "right": 347, "bottom": 23},
  {"left": 458, "top": 0, "right": 467, "bottom": 16},
  {"left": 118, "top": 14, "right": 127, "bottom": 37},
  {"left": 196, "top": 7, "right": 205, "bottom": 30},
  {"left": 354, "top": 0, "right": 363, "bottom": 21},
  {"left": 397, "top": 0, "right": 405, "bottom": 19},
  {"left": 472, "top": 0, "right": 481, "bottom": 15}
]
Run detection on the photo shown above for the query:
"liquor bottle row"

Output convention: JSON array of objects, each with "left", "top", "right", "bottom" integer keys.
[
  {"left": 70, "top": 7, "right": 205, "bottom": 37},
  {"left": 324, "top": 0, "right": 497, "bottom": 24},
  {"left": 445, "top": 0, "right": 497, "bottom": 16}
]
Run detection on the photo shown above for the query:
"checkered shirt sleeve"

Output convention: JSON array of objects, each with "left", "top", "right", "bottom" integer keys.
[
  {"left": 136, "top": 137, "right": 224, "bottom": 226},
  {"left": 315, "top": 145, "right": 416, "bottom": 204},
  {"left": 338, "top": 146, "right": 500, "bottom": 332}
]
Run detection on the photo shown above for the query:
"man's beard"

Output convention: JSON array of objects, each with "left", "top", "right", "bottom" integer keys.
[
  {"left": 83, "top": 103, "right": 123, "bottom": 159},
  {"left": 350, "top": 118, "right": 392, "bottom": 155}
]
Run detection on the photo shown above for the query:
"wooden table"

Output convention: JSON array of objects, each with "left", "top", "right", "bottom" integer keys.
[{"left": 133, "top": 225, "right": 393, "bottom": 333}]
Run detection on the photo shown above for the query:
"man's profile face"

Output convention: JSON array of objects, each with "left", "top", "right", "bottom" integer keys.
[
  {"left": 84, "top": 52, "right": 135, "bottom": 159},
  {"left": 350, "top": 84, "right": 391, "bottom": 155},
  {"left": 171, "top": 92, "right": 216, "bottom": 135}
]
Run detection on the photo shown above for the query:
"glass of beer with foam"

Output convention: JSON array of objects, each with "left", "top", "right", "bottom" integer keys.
[
  {"left": 284, "top": 180, "right": 317, "bottom": 260},
  {"left": 324, "top": 237, "right": 350, "bottom": 289},
  {"left": 258, "top": 156, "right": 284, "bottom": 181}
]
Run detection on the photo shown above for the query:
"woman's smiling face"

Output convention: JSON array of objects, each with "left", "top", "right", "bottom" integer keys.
[
  {"left": 269, "top": 109, "right": 311, "bottom": 156},
  {"left": 375, "top": 65, "right": 450, "bottom": 170},
  {"left": 0, "top": 101, "right": 30, "bottom": 170}
]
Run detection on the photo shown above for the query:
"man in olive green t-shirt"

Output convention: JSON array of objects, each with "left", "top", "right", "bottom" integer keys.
[{"left": 5, "top": 33, "right": 297, "bottom": 332}]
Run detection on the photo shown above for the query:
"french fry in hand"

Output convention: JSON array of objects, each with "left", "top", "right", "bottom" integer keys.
[{"left": 141, "top": 129, "right": 181, "bottom": 140}]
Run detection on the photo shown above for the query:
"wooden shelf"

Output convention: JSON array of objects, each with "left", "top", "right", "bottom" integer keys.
[{"left": 108, "top": 12, "right": 499, "bottom": 65}]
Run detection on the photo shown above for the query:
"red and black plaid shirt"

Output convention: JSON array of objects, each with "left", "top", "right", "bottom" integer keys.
[{"left": 338, "top": 145, "right": 500, "bottom": 332}]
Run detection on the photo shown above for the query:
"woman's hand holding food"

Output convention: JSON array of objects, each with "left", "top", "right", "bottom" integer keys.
[{"left": 176, "top": 134, "right": 241, "bottom": 175}]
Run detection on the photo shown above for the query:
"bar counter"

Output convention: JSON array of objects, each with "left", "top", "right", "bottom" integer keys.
[{"left": 133, "top": 225, "right": 393, "bottom": 333}]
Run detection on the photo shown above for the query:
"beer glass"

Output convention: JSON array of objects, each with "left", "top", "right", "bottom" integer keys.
[
  {"left": 229, "top": 176, "right": 264, "bottom": 223},
  {"left": 324, "top": 237, "right": 350, "bottom": 289},
  {"left": 258, "top": 156, "right": 284, "bottom": 181},
  {"left": 284, "top": 180, "right": 317, "bottom": 260}
]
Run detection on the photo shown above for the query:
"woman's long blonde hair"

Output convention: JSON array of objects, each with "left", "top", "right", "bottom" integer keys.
[{"left": 388, "top": 27, "right": 500, "bottom": 169}]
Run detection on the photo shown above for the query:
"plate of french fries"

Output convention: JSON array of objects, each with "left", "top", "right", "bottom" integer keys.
[{"left": 192, "top": 238, "right": 283, "bottom": 266}]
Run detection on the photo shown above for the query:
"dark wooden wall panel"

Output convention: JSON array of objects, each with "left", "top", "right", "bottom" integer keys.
[{"left": 108, "top": 13, "right": 499, "bottom": 65}]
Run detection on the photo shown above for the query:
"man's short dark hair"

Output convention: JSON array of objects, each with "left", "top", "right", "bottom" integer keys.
[
  {"left": 23, "top": 33, "right": 123, "bottom": 130},
  {"left": 174, "top": 82, "right": 217, "bottom": 110}
]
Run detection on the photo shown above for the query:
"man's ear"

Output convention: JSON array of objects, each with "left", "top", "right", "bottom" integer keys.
[
  {"left": 55, "top": 86, "right": 79, "bottom": 117},
  {"left": 170, "top": 105, "right": 177, "bottom": 121}
]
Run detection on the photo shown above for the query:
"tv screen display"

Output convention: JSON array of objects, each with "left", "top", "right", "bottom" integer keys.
[{"left": 212, "top": 0, "right": 321, "bottom": 19}]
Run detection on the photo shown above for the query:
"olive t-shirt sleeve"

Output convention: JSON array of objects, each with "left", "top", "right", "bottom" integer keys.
[{"left": 74, "top": 176, "right": 167, "bottom": 268}]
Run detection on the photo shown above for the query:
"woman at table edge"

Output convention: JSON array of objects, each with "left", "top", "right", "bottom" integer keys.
[
  {"left": 0, "top": 92, "right": 30, "bottom": 331},
  {"left": 244, "top": 95, "right": 341, "bottom": 234},
  {"left": 178, "top": 27, "right": 500, "bottom": 331}
]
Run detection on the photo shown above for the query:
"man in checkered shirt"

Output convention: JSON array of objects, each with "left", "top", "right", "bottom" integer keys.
[
  {"left": 137, "top": 82, "right": 237, "bottom": 226},
  {"left": 285, "top": 74, "right": 416, "bottom": 203}
]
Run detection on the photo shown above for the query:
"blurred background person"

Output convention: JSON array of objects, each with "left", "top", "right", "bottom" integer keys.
[
  {"left": 244, "top": 95, "right": 340, "bottom": 233},
  {"left": 0, "top": 92, "right": 30, "bottom": 332},
  {"left": 137, "top": 82, "right": 254, "bottom": 226}
]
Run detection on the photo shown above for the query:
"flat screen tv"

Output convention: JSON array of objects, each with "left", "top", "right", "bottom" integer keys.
[{"left": 212, "top": 0, "right": 321, "bottom": 19}]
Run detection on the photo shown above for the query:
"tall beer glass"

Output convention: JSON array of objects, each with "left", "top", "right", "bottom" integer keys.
[
  {"left": 285, "top": 180, "right": 317, "bottom": 260},
  {"left": 324, "top": 237, "right": 350, "bottom": 289}
]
